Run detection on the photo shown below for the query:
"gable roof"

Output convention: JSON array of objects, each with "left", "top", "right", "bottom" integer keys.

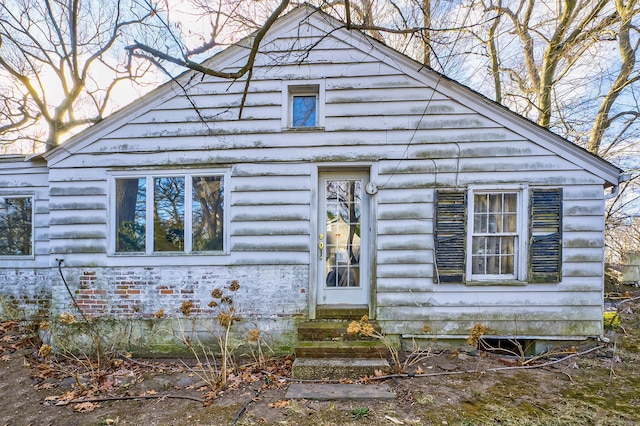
[{"left": 43, "top": 4, "right": 622, "bottom": 186}]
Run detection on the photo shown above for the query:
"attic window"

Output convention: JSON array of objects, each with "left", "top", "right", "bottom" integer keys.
[
  {"left": 292, "top": 94, "right": 317, "bottom": 127},
  {"left": 283, "top": 81, "right": 325, "bottom": 129}
]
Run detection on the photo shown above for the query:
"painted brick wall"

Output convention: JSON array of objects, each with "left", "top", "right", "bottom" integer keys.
[
  {"left": 51, "top": 265, "right": 308, "bottom": 320},
  {"left": 46, "top": 264, "right": 308, "bottom": 355},
  {"left": 0, "top": 268, "right": 51, "bottom": 318}
]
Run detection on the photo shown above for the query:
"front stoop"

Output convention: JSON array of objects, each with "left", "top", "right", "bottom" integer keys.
[{"left": 292, "top": 312, "right": 391, "bottom": 380}]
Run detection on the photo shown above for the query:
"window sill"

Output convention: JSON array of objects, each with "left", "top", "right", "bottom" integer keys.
[
  {"left": 465, "top": 280, "right": 528, "bottom": 287},
  {"left": 282, "top": 126, "right": 324, "bottom": 132},
  {"left": 109, "top": 251, "right": 228, "bottom": 257},
  {"left": 0, "top": 256, "right": 35, "bottom": 261}
]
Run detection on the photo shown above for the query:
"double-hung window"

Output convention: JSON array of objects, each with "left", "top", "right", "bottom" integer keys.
[
  {"left": 0, "top": 196, "right": 33, "bottom": 257},
  {"left": 113, "top": 172, "right": 226, "bottom": 254},
  {"left": 469, "top": 191, "right": 521, "bottom": 280}
]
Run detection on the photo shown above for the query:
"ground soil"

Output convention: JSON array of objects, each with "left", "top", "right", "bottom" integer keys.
[{"left": 1, "top": 294, "right": 640, "bottom": 426}]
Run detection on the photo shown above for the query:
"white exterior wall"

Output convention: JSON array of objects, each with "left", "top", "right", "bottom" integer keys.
[
  {"left": 0, "top": 156, "right": 50, "bottom": 316},
  {"left": 6, "top": 8, "right": 617, "bottom": 349}
]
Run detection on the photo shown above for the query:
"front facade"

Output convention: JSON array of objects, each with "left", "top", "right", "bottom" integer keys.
[{"left": 0, "top": 6, "right": 622, "bottom": 354}]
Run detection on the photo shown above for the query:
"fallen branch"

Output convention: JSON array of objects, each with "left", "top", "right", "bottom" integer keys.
[
  {"left": 618, "top": 296, "right": 640, "bottom": 305},
  {"left": 231, "top": 385, "right": 264, "bottom": 426},
  {"left": 59, "top": 394, "right": 205, "bottom": 406}
]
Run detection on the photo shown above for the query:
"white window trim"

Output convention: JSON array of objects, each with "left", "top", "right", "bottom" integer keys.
[
  {"left": 0, "top": 194, "right": 35, "bottom": 260},
  {"left": 109, "top": 169, "right": 230, "bottom": 256},
  {"left": 281, "top": 79, "right": 325, "bottom": 129},
  {"left": 466, "top": 184, "right": 528, "bottom": 282}
]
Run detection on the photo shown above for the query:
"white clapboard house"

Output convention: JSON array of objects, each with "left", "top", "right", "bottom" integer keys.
[{"left": 0, "top": 5, "right": 623, "bottom": 356}]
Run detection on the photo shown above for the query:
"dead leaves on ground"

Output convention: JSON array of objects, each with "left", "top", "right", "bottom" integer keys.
[
  {"left": 0, "top": 321, "right": 24, "bottom": 357},
  {"left": 269, "top": 399, "right": 290, "bottom": 409},
  {"left": 73, "top": 401, "right": 100, "bottom": 412},
  {"left": 44, "top": 385, "right": 113, "bottom": 412}
]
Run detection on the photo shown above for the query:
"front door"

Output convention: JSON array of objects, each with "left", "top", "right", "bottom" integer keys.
[{"left": 317, "top": 173, "right": 369, "bottom": 305}]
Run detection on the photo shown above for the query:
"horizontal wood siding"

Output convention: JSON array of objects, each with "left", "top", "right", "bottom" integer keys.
[{"left": 43, "top": 16, "right": 610, "bottom": 339}]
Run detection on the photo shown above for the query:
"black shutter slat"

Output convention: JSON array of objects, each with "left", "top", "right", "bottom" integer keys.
[
  {"left": 435, "top": 191, "right": 466, "bottom": 283},
  {"left": 530, "top": 188, "right": 562, "bottom": 283}
]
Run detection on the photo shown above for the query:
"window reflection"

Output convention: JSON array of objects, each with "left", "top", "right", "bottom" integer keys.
[
  {"left": 154, "top": 177, "right": 185, "bottom": 252},
  {"left": 0, "top": 197, "right": 32, "bottom": 256},
  {"left": 324, "top": 180, "right": 361, "bottom": 287}
]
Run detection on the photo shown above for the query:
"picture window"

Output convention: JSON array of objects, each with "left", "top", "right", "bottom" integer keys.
[{"left": 114, "top": 173, "right": 225, "bottom": 254}]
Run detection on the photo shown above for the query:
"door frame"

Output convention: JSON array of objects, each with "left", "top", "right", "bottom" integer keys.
[{"left": 309, "top": 165, "right": 376, "bottom": 319}]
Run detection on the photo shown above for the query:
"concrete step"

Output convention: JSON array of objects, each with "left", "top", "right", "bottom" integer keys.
[
  {"left": 285, "top": 383, "right": 395, "bottom": 400},
  {"left": 295, "top": 340, "right": 387, "bottom": 359},
  {"left": 291, "top": 358, "right": 391, "bottom": 380},
  {"left": 316, "top": 304, "right": 369, "bottom": 320},
  {"left": 297, "top": 320, "right": 381, "bottom": 341}
]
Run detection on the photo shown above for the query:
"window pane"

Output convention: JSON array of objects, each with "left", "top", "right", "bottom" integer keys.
[
  {"left": 504, "top": 213, "right": 517, "bottom": 233},
  {"left": 474, "top": 194, "right": 488, "bottom": 213},
  {"left": 502, "top": 237, "right": 515, "bottom": 254},
  {"left": 489, "top": 213, "right": 501, "bottom": 232},
  {"left": 486, "top": 236, "right": 501, "bottom": 254},
  {"left": 116, "top": 178, "right": 146, "bottom": 252},
  {"left": 154, "top": 177, "right": 185, "bottom": 252},
  {"left": 504, "top": 193, "right": 517, "bottom": 212},
  {"left": 192, "top": 176, "right": 224, "bottom": 251},
  {"left": 486, "top": 255, "right": 499, "bottom": 274},
  {"left": 502, "top": 254, "right": 514, "bottom": 274},
  {"left": 474, "top": 213, "right": 487, "bottom": 233},
  {"left": 0, "top": 197, "right": 32, "bottom": 255},
  {"left": 489, "top": 193, "right": 502, "bottom": 213},
  {"left": 292, "top": 95, "right": 317, "bottom": 127},
  {"left": 472, "top": 236, "right": 486, "bottom": 255},
  {"left": 472, "top": 255, "right": 485, "bottom": 274}
]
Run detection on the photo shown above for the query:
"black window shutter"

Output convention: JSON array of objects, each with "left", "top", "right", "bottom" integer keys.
[
  {"left": 529, "top": 188, "right": 562, "bottom": 283},
  {"left": 435, "top": 191, "right": 466, "bottom": 283}
]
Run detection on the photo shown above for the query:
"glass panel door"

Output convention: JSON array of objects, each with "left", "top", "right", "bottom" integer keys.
[{"left": 317, "top": 173, "right": 368, "bottom": 305}]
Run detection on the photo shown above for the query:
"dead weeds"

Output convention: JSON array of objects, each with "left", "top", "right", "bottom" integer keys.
[{"left": 1, "top": 291, "right": 640, "bottom": 425}]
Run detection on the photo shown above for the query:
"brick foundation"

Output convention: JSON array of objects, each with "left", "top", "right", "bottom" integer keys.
[
  {"left": 0, "top": 268, "right": 51, "bottom": 318},
  {"left": 44, "top": 264, "right": 309, "bottom": 354},
  {"left": 51, "top": 265, "right": 308, "bottom": 319}
]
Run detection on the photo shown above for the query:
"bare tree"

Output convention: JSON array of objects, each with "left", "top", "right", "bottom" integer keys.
[
  {"left": 449, "top": 0, "right": 640, "bottom": 258},
  {"left": 0, "top": 0, "right": 157, "bottom": 152},
  {"left": 126, "top": 0, "right": 290, "bottom": 81},
  {"left": 125, "top": 0, "right": 468, "bottom": 85},
  {"left": 456, "top": 0, "right": 640, "bottom": 159}
]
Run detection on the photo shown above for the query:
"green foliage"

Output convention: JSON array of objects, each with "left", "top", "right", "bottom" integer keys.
[
  {"left": 350, "top": 406, "right": 370, "bottom": 420},
  {"left": 116, "top": 221, "right": 145, "bottom": 252}
]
